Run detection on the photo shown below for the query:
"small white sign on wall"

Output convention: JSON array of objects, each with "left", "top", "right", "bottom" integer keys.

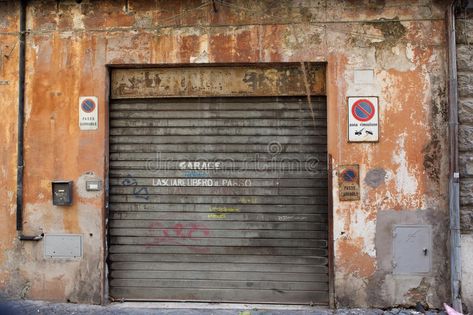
[
  {"left": 79, "top": 96, "right": 98, "bottom": 130},
  {"left": 348, "top": 96, "right": 379, "bottom": 142}
]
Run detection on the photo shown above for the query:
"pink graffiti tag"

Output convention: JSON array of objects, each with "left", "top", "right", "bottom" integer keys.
[{"left": 145, "top": 222, "right": 210, "bottom": 253}]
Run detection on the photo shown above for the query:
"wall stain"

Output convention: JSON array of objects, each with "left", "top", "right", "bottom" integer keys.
[
  {"left": 364, "top": 168, "right": 387, "bottom": 188},
  {"left": 367, "top": 17, "right": 407, "bottom": 49}
]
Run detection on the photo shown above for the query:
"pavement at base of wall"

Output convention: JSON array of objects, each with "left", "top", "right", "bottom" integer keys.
[{"left": 0, "top": 300, "right": 456, "bottom": 315}]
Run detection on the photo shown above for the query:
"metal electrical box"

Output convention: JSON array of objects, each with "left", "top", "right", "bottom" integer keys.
[
  {"left": 393, "top": 225, "right": 432, "bottom": 274},
  {"left": 44, "top": 234, "right": 82, "bottom": 259},
  {"left": 52, "top": 181, "right": 73, "bottom": 206}
]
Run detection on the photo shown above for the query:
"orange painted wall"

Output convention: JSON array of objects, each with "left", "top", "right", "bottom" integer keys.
[{"left": 0, "top": 0, "right": 450, "bottom": 307}]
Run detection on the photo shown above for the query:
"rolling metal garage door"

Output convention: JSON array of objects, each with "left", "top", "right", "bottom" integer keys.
[{"left": 108, "top": 96, "right": 329, "bottom": 304}]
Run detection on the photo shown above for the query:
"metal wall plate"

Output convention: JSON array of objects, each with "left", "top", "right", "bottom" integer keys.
[
  {"left": 393, "top": 225, "right": 432, "bottom": 274},
  {"left": 86, "top": 180, "right": 102, "bottom": 191},
  {"left": 44, "top": 234, "right": 83, "bottom": 259}
]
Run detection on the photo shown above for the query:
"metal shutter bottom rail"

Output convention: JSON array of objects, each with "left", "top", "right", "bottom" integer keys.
[{"left": 108, "top": 97, "right": 329, "bottom": 305}]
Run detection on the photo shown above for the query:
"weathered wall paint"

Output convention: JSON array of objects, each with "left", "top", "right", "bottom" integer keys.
[
  {"left": 0, "top": 0, "right": 450, "bottom": 308},
  {"left": 0, "top": 1, "right": 21, "bottom": 300}
]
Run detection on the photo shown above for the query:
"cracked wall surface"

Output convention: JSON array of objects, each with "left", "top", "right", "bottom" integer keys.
[{"left": 0, "top": 0, "right": 450, "bottom": 308}]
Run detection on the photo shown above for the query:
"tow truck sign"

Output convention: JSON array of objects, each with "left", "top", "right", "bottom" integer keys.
[{"left": 348, "top": 96, "right": 379, "bottom": 142}]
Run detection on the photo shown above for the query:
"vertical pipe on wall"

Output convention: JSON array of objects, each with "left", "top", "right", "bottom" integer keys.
[
  {"left": 447, "top": 1, "right": 463, "bottom": 312},
  {"left": 16, "top": 1, "right": 42, "bottom": 242},
  {"left": 16, "top": 0, "right": 27, "bottom": 232},
  {"left": 327, "top": 153, "right": 335, "bottom": 308}
]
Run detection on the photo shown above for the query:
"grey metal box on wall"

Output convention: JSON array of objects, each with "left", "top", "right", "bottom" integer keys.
[
  {"left": 393, "top": 225, "right": 432, "bottom": 274},
  {"left": 44, "top": 234, "right": 83, "bottom": 259}
]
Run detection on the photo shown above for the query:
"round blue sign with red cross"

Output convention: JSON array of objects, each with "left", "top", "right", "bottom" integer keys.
[
  {"left": 351, "top": 99, "right": 375, "bottom": 122},
  {"left": 81, "top": 98, "right": 96, "bottom": 113},
  {"left": 341, "top": 168, "right": 357, "bottom": 182}
]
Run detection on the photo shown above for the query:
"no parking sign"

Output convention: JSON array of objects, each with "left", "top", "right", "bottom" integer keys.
[
  {"left": 339, "top": 164, "right": 360, "bottom": 201},
  {"left": 79, "top": 96, "right": 98, "bottom": 130},
  {"left": 348, "top": 96, "right": 379, "bottom": 142}
]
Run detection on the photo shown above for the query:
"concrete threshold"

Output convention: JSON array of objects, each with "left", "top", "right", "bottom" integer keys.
[{"left": 112, "top": 302, "right": 329, "bottom": 311}]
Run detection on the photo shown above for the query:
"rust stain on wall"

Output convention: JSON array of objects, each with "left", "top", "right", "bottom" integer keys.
[
  {"left": 179, "top": 34, "right": 201, "bottom": 62},
  {"left": 209, "top": 27, "right": 259, "bottom": 63},
  {"left": 260, "top": 25, "right": 284, "bottom": 61}
]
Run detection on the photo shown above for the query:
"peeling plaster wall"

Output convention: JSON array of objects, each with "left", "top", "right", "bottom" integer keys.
[{"left": 0, "top": 0, "right": 449, "bottom": 308}]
